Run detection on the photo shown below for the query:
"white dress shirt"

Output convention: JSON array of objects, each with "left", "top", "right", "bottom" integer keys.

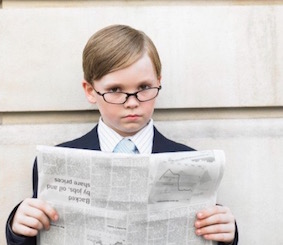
[{"left": 97, "top": 117, "right": 154, "bottom": 154}]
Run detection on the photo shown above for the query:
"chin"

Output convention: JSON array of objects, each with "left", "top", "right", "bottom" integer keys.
[{"left": 118, "top": 126, "right": 142, "bottom": 137}]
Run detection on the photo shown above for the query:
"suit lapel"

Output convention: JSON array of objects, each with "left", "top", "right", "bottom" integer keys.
[
  {"left": 82, "top": 125, "right": 101, "bottom": 150},
  {"left": 152, "top": 126, "right": 170, "bottom": 153}
]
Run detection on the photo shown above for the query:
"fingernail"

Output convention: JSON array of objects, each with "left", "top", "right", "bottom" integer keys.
[
  {"left": 196, "top": 229, "right": 201, "bottom": 236},
  {"left": 197, "top": 212, "right": 203, "bottom": 218},
  {"left": 53, "top": 214, "right": 58, "bottom": 221}
]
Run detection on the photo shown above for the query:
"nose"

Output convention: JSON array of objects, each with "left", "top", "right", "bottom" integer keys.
[{"left": 124, "top": 94, "right": 140, "bottom": 108}]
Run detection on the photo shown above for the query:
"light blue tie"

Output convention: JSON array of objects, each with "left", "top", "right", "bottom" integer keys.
[{"left": 113, "top": 138, "right": 139, "bottom": 154}]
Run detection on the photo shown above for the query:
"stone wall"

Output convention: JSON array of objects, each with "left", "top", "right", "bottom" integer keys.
[{"left": 1, "top": 1, "right": 283, "bottom": 244}]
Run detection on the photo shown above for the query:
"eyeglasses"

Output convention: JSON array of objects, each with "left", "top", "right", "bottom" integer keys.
[{"left": 93, "top": 86, "right": 162, "bottom": 104}]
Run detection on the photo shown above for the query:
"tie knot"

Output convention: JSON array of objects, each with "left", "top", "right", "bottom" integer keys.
[{"left": 113, "top": 139, "right": 139, "bottom": 154}]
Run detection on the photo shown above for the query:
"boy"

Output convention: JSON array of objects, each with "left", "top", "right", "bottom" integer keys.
[{"left": 6, "top": 24, "right": 238, "bottom": 245}]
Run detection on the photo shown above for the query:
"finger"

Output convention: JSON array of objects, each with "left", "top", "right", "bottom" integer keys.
[
  {"left": 12, "top": 215, "right": 45, "bottom": 236},
  {"left": 202, "top": 232, "right": 235, "bottom": 243},
  {"left": 196, "top": 222, "right": 235, "bottom": 235},
  {"left": 22, "top": 205, "right": 51, "bottom": 230},
  {"left": 197, "top": 205, "right": 230, "bottom": 220},
  {"left": 26, "top": 198, "right": 58, "bottom": 222},
  {"left": 196, "top": 223, "right": 235, "bottom": 242},
  {"left": 12, "top": 222, "right": 40, "bottom": 237},
  {"left": 195, "top": 212, "right": 234, "bottom": 229}
]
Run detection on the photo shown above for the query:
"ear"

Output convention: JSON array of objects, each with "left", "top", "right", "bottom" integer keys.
[
  {"left": 157, "top": 76, "right": 162, "bottom": 86},
  {"left": 82, "top": 80, "right": 97, "bottom": 104}
]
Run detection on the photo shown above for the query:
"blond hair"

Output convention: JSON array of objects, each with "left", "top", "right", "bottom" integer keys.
[{"left": 83, "top": 25, "right": 161, "bottom": 84}]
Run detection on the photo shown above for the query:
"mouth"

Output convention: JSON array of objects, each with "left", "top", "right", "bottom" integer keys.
[{"left": 123, "top": 114, "right": 141, "bottom": 119}]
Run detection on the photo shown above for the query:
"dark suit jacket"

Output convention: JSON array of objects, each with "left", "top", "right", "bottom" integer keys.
[{"left": 6, "top": 125, "right": 238, "bottom": 245}]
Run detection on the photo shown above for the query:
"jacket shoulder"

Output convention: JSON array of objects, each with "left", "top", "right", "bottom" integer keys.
[
  {"left": 152, "top": 127, "right": 196, "bottom": 153},
  {"left": 58, "top": 125, "right": 100, "bottom": 150}
]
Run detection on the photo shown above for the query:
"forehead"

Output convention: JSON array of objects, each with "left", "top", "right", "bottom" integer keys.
[{"left": 95, "top": 54, "right": 158, "bottom": 88}]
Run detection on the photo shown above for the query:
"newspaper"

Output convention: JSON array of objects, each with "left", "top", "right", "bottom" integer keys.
[{"left": 36, "top": 145, "right": 225, "bottom": 245}]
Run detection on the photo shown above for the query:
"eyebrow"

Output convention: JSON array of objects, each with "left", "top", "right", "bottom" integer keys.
[{"left": 104, "top": 79, "right": 157, "bottom": 89}]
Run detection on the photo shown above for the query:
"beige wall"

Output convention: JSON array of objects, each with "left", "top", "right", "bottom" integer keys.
[{"left": 1, "top": 1, "right": 283, "bottom": 244}]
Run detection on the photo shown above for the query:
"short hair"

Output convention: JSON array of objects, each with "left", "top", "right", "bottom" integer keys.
[{"left": 82, "top": 24, "right": 161, "bottom": 84}]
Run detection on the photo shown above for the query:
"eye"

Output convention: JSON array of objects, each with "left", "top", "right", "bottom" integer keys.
[
  {"left": 108, "top": 87, "right": 121, "bottom": 93},
  {"left": 139, "top": 84, "right": 151, "bottom": 90}
]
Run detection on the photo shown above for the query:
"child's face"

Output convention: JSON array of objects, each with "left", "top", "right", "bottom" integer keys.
[{"left": 83, "top": 54, "right": 161, "bottom": 137}]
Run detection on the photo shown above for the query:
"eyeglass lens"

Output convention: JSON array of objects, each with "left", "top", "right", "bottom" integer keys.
[{"left": 104, "top": 88, "right": 160, "bottom": 104}]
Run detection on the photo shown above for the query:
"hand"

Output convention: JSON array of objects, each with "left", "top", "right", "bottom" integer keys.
[
  {"left": 11, "top": 198, "right": 58, "bottom": 237},
  {"left": 195, "top": 205, "right": 235, "bottom": 243}
]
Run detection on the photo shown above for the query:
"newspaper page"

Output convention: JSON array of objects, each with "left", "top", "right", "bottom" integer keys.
[{"left": 36, "top": 145, "right": 225, "bottom": 245}]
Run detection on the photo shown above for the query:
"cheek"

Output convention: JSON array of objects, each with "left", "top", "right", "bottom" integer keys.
[
  {"left": 144, "top": 101, "right": 156, "bottom": 114},
  {"left": 98, "top": 104, "right": 120, "bottom": 120}
]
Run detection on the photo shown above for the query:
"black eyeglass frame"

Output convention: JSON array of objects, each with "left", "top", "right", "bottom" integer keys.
[{"left": 92, "top": 86, "right": 162, "bottom": 104}]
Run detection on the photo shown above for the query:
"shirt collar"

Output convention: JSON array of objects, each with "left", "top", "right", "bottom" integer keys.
[{"left": 98, "top": 117, "right": 154, "bottom": 154}]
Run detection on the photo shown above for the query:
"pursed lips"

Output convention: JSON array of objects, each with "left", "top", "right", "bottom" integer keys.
[{"left": 123, "top": 114, "right": 141, "bottom": 119}]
